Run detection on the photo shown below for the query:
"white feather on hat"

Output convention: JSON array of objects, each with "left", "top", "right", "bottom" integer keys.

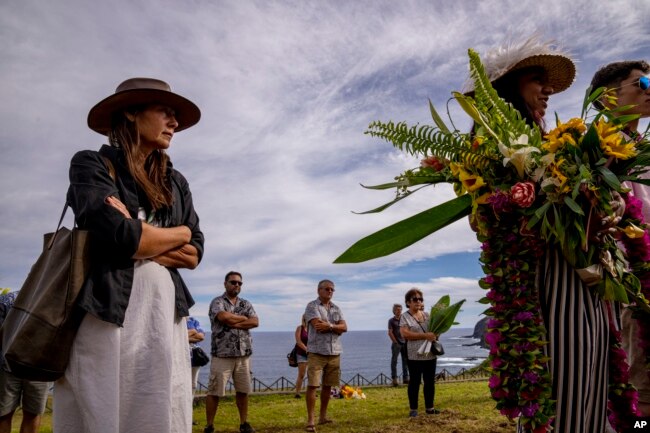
[{"left": 463, "top": 34, "right": 576, "bottom": 94}]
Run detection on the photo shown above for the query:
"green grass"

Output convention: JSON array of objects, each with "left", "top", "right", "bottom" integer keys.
[{"left": 10, "top": 381, "right": 516, "bottom": 433}]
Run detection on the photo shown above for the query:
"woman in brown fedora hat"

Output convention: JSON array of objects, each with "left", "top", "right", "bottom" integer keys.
[
  {"left": 470, "top": 37, "right": 614, "bottom": 433},
  {"left": 53, "top": 78, "right": 204, "bottom": 433}
]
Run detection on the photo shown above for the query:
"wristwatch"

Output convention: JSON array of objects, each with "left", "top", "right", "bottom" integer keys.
[{"left": 329, "top": 322, "right": 333, "bottom": 331}]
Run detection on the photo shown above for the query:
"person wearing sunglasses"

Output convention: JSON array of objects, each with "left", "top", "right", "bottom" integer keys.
[
  {"left": 399, "top": 288, "right": 440, "bottom": 418},
  {"left": 591, "top": 60, "right": 650, "bottom": 138},
  {"left": 205, "top": 271, "right": 259, "bottom": 433},
  {"left": 591, "top": 60, "right": 650, "bottom": 418},
  {"left": 303, "top": 279, "right": 347, "bottom": 432}
]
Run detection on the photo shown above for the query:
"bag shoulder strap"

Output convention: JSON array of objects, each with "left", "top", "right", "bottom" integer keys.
[
  {"left": 48, "top": 154, "right": 117, "bottom": 251},
  {"left": 406, "top": 311, "right": 428, "bottom": 333}
]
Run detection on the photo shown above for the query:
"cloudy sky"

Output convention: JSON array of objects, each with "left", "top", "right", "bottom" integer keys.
[{"left": 2, "top": 0, "right": 650, "bottom": 332}]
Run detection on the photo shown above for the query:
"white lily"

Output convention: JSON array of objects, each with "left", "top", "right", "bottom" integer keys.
[
  {"left": 532, "top": 154, "right": 555, "bottom": 182},
  {"left": 498, "top": 134, "right": 540, "bottom": 178}
]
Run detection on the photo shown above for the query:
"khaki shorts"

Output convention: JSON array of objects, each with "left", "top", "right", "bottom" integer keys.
[
  {"left": 207, "top": 356, "right": 252, "bottom": 397},
  {"left": 307, "top": 353, "right": 340, "bottom": 388},
  {"left": 0, "top": 368, "right": 49, "bottom": 417}
]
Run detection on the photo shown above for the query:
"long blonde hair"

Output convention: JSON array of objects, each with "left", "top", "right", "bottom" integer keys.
[{"left": 108, "top": 108, "right": 173, "bottom": 211}]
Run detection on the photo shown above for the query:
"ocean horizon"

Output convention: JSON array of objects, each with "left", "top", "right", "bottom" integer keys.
[{"left": 196, "top": 328, "right": 487, "bottom": 386}]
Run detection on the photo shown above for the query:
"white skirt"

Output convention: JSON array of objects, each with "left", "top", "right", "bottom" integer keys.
[{"left": 53, "top": 260, "right": 192, "bottom": 433}]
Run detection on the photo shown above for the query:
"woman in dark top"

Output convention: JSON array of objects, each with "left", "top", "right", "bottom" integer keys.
[
  {"left": 294, "top": 314, "right": 309, "bottom": 398},
  {"left": 53, "top": 77, "right": 204, "bottom": 433}
]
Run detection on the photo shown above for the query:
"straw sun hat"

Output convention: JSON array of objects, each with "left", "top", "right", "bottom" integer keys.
[
  {"left": 87, "top": 77, "right": 201, "bottom": 135},
  {"left": 463, "top": 35, "right": 576, "bottom": 94}
]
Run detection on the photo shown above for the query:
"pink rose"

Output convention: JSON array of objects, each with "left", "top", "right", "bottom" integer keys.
[{"left": 510, "top": 182, "right": 536, "bottom": 208}]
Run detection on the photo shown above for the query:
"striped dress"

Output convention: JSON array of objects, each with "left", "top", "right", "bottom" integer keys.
[{"left": 522, "top": 248, "right": 609, "bottom": 433}]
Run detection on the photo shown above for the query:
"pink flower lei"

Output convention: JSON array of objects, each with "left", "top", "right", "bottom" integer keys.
[
  {"left": 478, "top": 190, "right": 642, "bottom": 432},
  {"left": 477, "top": 196, "right": 554, "bottom": 432}
]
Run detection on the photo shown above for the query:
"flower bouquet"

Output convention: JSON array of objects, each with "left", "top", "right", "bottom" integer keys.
[
  {"left": 335, "top": 49, "right": 650, "bottom": 432},
  {"left": 417, "top": 295, "right": 465, "bottom": 355},
  {"left": 340, "top": 384, "right": 366, "bottom": 399}
]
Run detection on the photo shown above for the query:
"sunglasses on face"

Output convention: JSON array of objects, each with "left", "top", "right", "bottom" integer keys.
[
  {"left": 228, "top": 281, "right": 243, "bottom": 286},
  {"left": 410, "top": 297, "right": 424, "bottom": 302},
  {"left": 613, "top": 76, "right": 650, "bottom": 91}
]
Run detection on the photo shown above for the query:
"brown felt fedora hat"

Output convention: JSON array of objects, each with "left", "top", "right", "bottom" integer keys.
[{"left": 88, "top": 77, "right": 201, "bottom": 135}]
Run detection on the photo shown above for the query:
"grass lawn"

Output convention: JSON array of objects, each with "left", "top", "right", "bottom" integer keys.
[{"left": 10, "top": 380, "right": 516, "bottom": 433}]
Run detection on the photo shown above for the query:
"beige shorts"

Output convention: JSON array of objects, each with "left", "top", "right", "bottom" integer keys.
[
  {"left": 207, "top": 356, "right": 252, "bottom": 397},
  {"left": 307, "top": 353, "right": 340, "bottom": 388}
]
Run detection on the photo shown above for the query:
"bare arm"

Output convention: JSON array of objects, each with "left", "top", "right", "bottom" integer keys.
[
  {"left": 312, "top": 318, "right": 346, "bottom": 334},
  {"left": 105, "top": 196, "right": 191, "bottom": 260},
  {"left": 400, "top": 326, "right": 437, "bottom": 342},
  {"left": 331, "top": 319, "right": 347, "bottom": 335},
  {"left": 188, "top": 329, "right": 204, "bottom": 343},
  {"left": 231, "top": 316, "right": 259, "bottom": 330},
  {"left": 216, "top": 311, "right": 248, "bottom": 326},
  {"left": 311, "top": 318, "right": 331, "bottom": 333},
  {"left": 152, "top": 244, "right": 199, "bottom": 269}
]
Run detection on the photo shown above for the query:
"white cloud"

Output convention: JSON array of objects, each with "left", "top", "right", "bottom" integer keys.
[{"left": 2, "top": 0, "right": 649, "bottom": 332}]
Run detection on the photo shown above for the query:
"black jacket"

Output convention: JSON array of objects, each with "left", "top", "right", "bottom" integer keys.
[{"left": 66, "top": 144, "right": 204, "bottom": 326}]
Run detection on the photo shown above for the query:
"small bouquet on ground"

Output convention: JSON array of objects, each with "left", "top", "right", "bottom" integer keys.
[
  {"left": 417, "top": 295, "right": 465, "bottom": 355},
  {"left": 340, "top": 384, "right": 366, "bottom": 399}
]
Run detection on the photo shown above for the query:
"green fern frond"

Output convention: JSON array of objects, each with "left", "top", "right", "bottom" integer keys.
[
  {"left": 467, "top": 49, "right": 540, "bottom": 145},
  {"left": 365, "top": 120, "right": 497, "bottom": 169}
]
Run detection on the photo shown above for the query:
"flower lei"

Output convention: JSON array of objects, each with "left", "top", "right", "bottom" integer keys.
[
  {"left": 477, "top": 192, "right": 555, "bottom": 432},
  {"left": 605, "top": 301, "right": 640, "bottom": 431},
  {"left": 616, "top": 194, "right": 650, "bottom": 417},
  {"left": 478, "top": 188, "right": 644, "bottom": 432},
  {"left": 336, "top": 49, "right": 650, "bottom": 432}
]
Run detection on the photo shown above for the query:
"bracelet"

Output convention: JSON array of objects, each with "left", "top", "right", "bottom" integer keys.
[{"left": 329, "top": 322, "right": 333, "bottom": 331}]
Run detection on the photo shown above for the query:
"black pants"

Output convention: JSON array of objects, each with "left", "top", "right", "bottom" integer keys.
[{"left": 406, "top": 358, "right": 437, "bottom": 410}]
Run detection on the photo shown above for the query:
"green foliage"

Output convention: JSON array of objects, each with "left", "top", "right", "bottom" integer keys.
[
  {"left": 365, "top": 120, "right": 495, "bottom": 169},
  {"left": 334, "top": 195, "right": 472, "bottom": 263},
  {"left": 428, "top": 296, "right": 466, "bottom": 335},
  {"left": 466, "top": 49, "right": 540, "bottom": 148}
]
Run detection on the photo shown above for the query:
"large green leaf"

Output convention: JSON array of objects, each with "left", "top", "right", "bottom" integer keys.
[
  {"left": 429, "top": 299, "right": 466, "bottom": 335},
  {"left": 334, "top": 194, "right": 472, "bottom": 263},
  {"left": 429, "top": 99, "right": 450, "bottom": 134},
  {"left": 428, "top": 295, "right": 451, "bottom": 330}
]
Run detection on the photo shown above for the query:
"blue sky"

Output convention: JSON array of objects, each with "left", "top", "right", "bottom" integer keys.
[{"left": 1, "top": 0, "right": 650, "bottom": 331}]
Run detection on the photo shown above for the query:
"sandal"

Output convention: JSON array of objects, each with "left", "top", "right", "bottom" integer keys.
[
  {"left": 305, "top": 425, "right": 316, "bottom": 432},
  {"left": 318, "top": 419, "right": 334, "bottom": 425}
]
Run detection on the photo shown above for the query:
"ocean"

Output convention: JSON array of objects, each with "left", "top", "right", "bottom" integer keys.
[{"left": 196, "top": 328, "right": 487, "bottom": 386}]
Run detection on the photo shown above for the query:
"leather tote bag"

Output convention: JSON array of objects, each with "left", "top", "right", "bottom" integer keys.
[{"left": 0, "top": 204, "right": 89, "bottom": 381}]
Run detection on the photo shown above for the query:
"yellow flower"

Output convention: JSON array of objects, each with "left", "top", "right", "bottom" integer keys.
[
  {"left": 458, "top": 169, "right": 485, "bottom": 192},
  {"left": 449, "top": 162, "right": 461, "bottom": 177},
  {"left": 475, "top": 191, "right": 493, "bottom": 205},
  {"left": 594, "top": 119, "right": 637, "bottom": 159},
  {"left": 543, "top": 118, "right": 586, "bottom": 153},
  {"left": 541, "top": 158, "right": 571, "bottom": 195},
  {"left": 623, "top": 223, "right": 646, "bottom": 239}
]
